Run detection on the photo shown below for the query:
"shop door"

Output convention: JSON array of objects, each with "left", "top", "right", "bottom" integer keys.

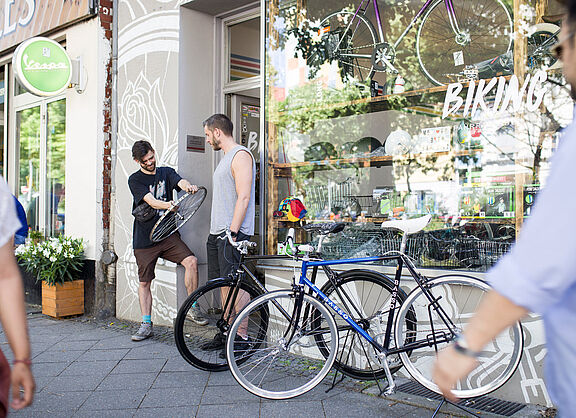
[
  {"left": 230, "top": 94, "right": 260, "bottom": 240},
  {"left": 15, "top": 98, "right": 66, "bottom": 237}
]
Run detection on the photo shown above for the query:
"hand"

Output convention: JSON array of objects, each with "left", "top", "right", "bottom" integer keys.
[
  {"left": 167, "top": 201, "right": 179, "bottom": 212},
  {"left": 432, "top": 345, "right": 478, "bottom": 402},
  {"left": 10, "top": 363, "right": 35, "bottom": 409},
  {"left": 185, "top": 184, "right": 198, "bottom": 194}
]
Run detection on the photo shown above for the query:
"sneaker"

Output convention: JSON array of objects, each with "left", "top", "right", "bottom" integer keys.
[
  {"left": 188, "top": 306, "right": 209, "bottom": 326},
  {"left": 200, "top": 332, "right": 225, "bottom": 351},
  {"left": 219, "top": 334, "right": 254, "bottom": 359},
  {"left": 132, "top": 322, "right": 153, "bottom": 341}
]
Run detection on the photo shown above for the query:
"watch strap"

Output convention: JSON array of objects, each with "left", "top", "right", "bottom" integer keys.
[{"left": 453, "top": 335, "right": 482, "bottom": 358}]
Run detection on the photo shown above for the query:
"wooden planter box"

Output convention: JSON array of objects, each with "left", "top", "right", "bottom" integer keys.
[{"left": 42, "top": 280, "right": 84, "bottom": 318}]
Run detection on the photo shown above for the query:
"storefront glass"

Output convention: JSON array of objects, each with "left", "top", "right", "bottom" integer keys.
[
  {"left": 17, "top": 106, "right": 41, "bottom": 232},
  {"left": 229, "top": 17, "right": 261, "bottom": 82},
  {"left": 46, "top": 99, "right": 66, "bottom": 236},
  {"left": 265, "top": 0, "right": 572, "bottom": 271}
]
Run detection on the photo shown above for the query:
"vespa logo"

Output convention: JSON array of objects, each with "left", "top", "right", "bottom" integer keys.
[{"left": 23, "top": 53, "right": 68, "bottom": 72}]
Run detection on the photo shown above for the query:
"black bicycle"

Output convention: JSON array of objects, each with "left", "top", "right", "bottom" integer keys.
[{"left": 174, "top": 224, "right": 405, "bottom": 378}]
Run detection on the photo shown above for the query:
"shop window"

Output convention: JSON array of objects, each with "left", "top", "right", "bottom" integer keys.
[
  {"left": 228, "top": 17, "right": 261, "bottom": 82},
  {"left": 16, "top": 99, "right": 66, "bottom": 237},
  {"left": 264, "top": 0, "right": 572, "bottom": 271}
]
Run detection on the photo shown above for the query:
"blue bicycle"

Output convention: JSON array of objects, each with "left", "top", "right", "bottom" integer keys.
[{"left": 225, "top": 215, "right": 523, "bottom": 400}]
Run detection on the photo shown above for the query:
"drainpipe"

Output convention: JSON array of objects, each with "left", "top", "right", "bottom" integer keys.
[{"left": 99, "top": 0, "right": 119, "bottom": 318}]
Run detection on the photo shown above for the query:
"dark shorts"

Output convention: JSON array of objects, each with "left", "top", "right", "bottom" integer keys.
[
  {"left": 134, "top": 234, "right": 194, "bottom": 282},
  {"left": 207, "top": 231, "right": 251, "bottom": 280}
]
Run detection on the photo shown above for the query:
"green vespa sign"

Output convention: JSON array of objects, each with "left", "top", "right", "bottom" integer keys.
[{"left": 13, "top": 37, "right": 72, "bottom": 97}]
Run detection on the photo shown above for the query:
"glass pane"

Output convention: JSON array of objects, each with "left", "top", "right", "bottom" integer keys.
[
  {"left": 265, "top": 1, "right": 572, "bottom": 269},
  {"left": 17, "top": 106, "right": 41, "bottom": 233},
  {"left": 0, "top": 66, "right": 4, "bottom": 174},
  {"left": 47, "top": 100, "right": 66, "bottom": 237},
  {"left": 229, "top": 17, "right": 260, "bottom": 82}
]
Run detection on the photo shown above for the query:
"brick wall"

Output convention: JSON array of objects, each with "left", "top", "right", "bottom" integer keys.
[{"left": 100, "top": 0, "right": 113, "bottom": 231}]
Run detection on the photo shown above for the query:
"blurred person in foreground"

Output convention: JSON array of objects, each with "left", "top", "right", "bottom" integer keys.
[
  {"left": 0, "top": 176, "right": 35, "bottom": 416},
  {"left": 433, "top": 8, "right": 576, "bottom": 415}
]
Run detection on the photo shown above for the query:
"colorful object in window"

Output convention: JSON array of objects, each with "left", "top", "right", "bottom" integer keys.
[{"left": 278, "top": 197, "right": 307, "bottom": 222}]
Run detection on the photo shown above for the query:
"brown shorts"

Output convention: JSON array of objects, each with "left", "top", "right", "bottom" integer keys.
[{"left": 134, "top": 234, "right": 194, "bottom": 282}]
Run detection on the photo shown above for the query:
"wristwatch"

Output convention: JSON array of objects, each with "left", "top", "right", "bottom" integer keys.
[
  {"left": 453, "top": 334, "right": 482, "bottom": 358},
  {"left": 230, "top": 230, "right": 238, "bottom": 238}
]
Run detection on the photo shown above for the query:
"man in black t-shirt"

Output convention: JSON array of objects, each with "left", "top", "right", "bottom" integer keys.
[{"left": 128, "top": 140, "right": 207, "bottom": 341}]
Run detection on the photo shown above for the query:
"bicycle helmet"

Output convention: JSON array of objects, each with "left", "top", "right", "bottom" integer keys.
[
  {"left": 352, "top": 136, "right": 382, "bottom": 156},
  {"left": 304, "top": 142, "right": 338, "bottom": 161}
]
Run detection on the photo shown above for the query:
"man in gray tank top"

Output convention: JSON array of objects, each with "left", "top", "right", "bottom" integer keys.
[{"left": 200, "top": 114, "right": 256, "bottom": 354}]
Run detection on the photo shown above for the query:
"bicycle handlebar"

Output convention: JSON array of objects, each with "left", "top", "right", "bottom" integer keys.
[
  {"left": 285, "top": 228, "right": 315, "bottom": 256},
  {"left": 218, "top": 229, "right": 257, "bottom": 255}
]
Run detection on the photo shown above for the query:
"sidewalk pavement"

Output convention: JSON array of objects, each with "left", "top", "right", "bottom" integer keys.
[{"left": 0, "top": 307, "right": 551, "bottom": 418}]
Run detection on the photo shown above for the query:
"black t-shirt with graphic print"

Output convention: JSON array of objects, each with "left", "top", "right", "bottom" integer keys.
[{"left": 128, "top": 167, "right": 182, "bottom": 249}]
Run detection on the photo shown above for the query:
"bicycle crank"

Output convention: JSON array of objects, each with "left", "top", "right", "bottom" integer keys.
[{"left": 371, "top": 42, "right": 397, "bottom": 73}]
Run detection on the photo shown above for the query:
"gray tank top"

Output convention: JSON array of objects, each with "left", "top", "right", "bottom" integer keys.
[{"left": 210, "top": 145, "right": 256, "bottom": 235}]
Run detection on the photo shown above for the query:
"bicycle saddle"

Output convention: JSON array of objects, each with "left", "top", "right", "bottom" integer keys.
[
  {"left": 302, "top": 222, "right": 346, "bottom": 235},
  {"left": 380, "top": 214, "right": 431, "bottom": 235}
]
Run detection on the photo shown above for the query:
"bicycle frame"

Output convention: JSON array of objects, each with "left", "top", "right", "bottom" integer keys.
[
  {"left": 352, "top": 0, "right": 462, "bottom": 51},
  {"left": 295, "top": 252, "right": 459, "bottom": 357}
]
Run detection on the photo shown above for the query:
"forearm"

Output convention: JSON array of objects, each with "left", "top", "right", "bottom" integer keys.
[
  {"left": 143, "top": 193, "right": 171, "bottom": 210},
  {"left": 462, "top": 290, "right": 528, "bottom": 351},
  {"left": 0, "top": 250, "right": 30, "bottom": 361},
  {"left": 230, "top": 196, "right": 250, "bottom": 233}
]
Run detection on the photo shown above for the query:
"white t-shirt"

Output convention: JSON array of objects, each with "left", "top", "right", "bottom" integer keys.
[{"left": 0, "top": 176, "right": 18, "bottom": 248}]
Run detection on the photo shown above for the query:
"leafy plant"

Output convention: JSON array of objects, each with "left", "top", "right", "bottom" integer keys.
[{"left": 16, "top": 236, "right": 84, "bottom": 286}]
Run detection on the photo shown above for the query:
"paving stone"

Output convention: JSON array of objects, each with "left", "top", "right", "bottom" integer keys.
[
  {"left": 73, "top": 409, "right": 137, "bottom": 418},
  {"left": 152, "top": 371, "right": 209, "bottom": 389},
  {"left": 30, "top": 361, "right": 70, "bottom": 377},
  {"left": 140, "top": 387, "right": 203, "bottom": 408},
  {"left": 134, "top": 406, "right": 197, "bottom": 417},
  {"left": 10, "top": 408, "right": 78, "bottom": 417},
  {"left": 48, "top": 340, "right": 99, "bottom": 351},
  {"left": 125, "top": 343, "right": 176, "bottom": 360},
  {"left": 80, "top": 389, "right": 148, "bottom": 410},
  {"left": 33, "top": 349, "right": 85, "bottom": 364},
  {"left": 46, "top": 374, "right": 105, "bottom": 392},
  {"left": 22, "top": 390, "right": 91, "bottom": 412},
  {"left": 60, "top": 361, "right": 118, "bottom": 377},
  {"left": 93, "top": 335, "right": 149, "bottom": 350},
  {"left": 197, "top": 401, "right": 261, "bottom": 418},
  {"left": 97, "top": 373, "right": 158, "bottom": 391},
  {"left": 206, "top": 371, "right": 237, "bottom": 386},
  {"left": 76, "top": 348, "right": 129, "bottom": 362},
  {"left": 200, "top": 385, "right": 260, "bottom": 404},
  {"left": 261, "top": 400, "right": 325, "bottom": 417},
  {"left": 161, "top": 356, "right": 196, "bottom": 372},
  {"left": 111, "top": 359, "right": 167, "bottom": 375}
]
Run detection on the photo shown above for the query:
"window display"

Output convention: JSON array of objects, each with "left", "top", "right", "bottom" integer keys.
[{"left": 265, "top": 0, "right": 572, "bottom": 271}]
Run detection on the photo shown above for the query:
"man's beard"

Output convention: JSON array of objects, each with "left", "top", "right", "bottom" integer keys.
[
  {"left": 211, "top": 139, "right": 221, "bottom": 151},
  {"left": 571, "top": 85, "right": 576, "bottom": 101},
  {"left": 142, "top": 162, "right": 156, "bottom": 172}
]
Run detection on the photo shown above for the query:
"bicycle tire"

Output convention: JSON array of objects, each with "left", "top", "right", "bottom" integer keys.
[
  {"left": 416, "top": 0, "right": 513, "bottom": 85},
  {"left": 150, "top": 186, "right": 207, "bottom": 243},
  {"left": 395, "top": 275, "right": 523, "bottom": 398},
  {"left": 226, "top": 290, "right": 338, "bottom": 400},
  {"left": 174, "top": 277, "right": 265, "bottom": 371},
  {"left": 314, "top": 11, "right": 377, "bottom": 82},
  {"left": 527, "top": 23, "right": 560, "bottom": 71},
  {"left": 314, "top": 269, "right": 415, "bottom": 380}
]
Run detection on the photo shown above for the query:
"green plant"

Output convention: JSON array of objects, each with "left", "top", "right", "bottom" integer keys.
[
  {"left": 16, "top": 236, "right": 84, "bottom": 286},
  {"left": 28, "top": 230, "right": 44, "bottom": 243}
]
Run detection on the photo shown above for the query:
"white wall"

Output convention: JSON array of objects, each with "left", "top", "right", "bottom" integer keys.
[{"left": 64, "top": 18, "right": 107, "bottom": 260}]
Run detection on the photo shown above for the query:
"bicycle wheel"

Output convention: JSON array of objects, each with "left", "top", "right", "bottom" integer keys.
[
  {"left": 227, "top": 290, "right": 338, "bottom": 399},
  {"left": 150, "top": 187, "right": 207, "bottom": 242},
  {"left": 313, "top": 11, "right": 377, "bottom": 82},
  {"left": 174, "top": 277, "right": 265, "bottom": 371},
  {"left": 416, "top": 0, "right": 513, "bottom": 85},
  {"left": 527, "top": 23, "right": 560, "bottom": 71},
  {"left": 395, "top": 275, "right": 523, "bottom": 398},
  {"left": 314, "top": 269, "right": 415, "bottom": 380}
]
